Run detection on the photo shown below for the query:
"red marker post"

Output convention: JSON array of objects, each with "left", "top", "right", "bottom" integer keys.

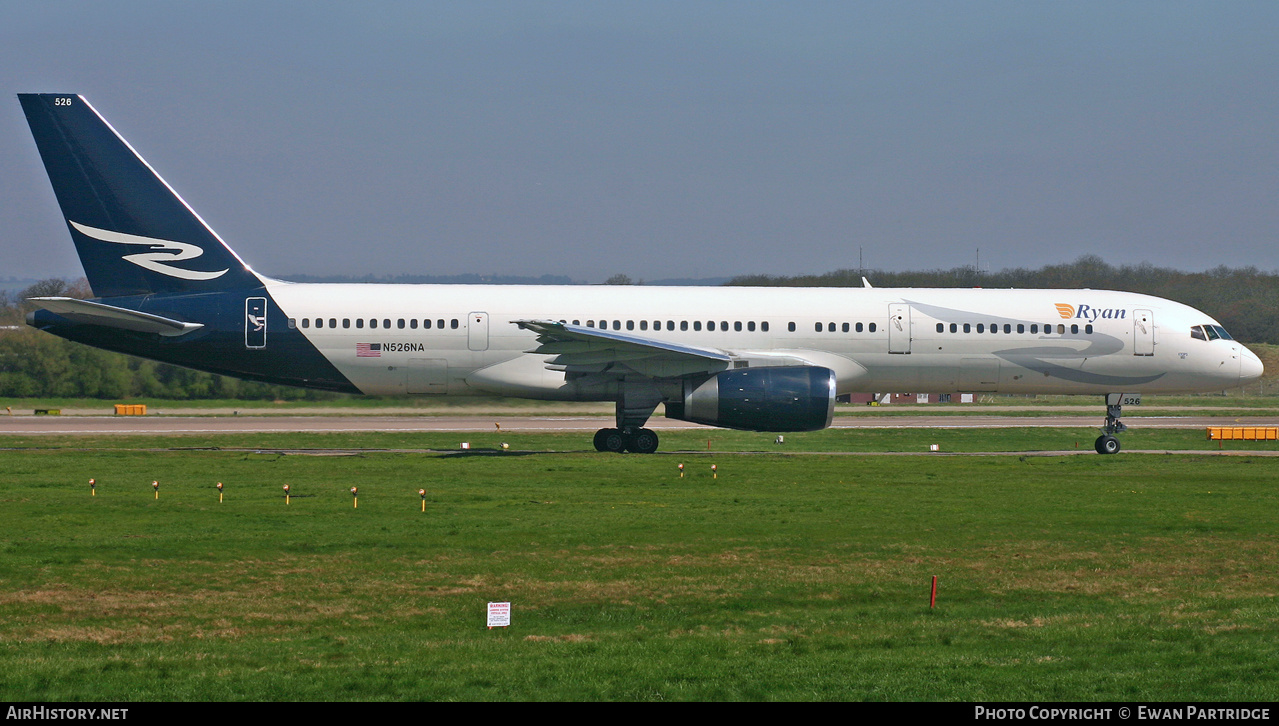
[{"left": 930, "top": 576, "right": 938, "bottom": 609}]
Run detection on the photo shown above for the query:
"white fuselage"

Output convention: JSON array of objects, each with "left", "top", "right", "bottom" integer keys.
[{"left": 264, "top": 282, "right": 1263, "bottom": 399}]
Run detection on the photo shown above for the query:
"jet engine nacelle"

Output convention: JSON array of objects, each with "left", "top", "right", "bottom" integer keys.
[{"left": 664, "top": 366, "right": 836, "bottom": 432}]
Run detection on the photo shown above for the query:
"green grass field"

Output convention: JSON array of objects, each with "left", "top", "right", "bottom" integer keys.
[{"left": 2, "top": 428, "right": 1278, "bottom": 701}]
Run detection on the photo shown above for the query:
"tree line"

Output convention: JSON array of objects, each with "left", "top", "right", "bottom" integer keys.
[{"left": 2, "top": 257, "right": 1276, "bottom": 400}]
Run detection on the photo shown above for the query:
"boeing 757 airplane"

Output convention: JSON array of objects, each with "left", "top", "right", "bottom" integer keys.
[{"left": 17, "top": 94, "right": 1264, "bottom": 454}]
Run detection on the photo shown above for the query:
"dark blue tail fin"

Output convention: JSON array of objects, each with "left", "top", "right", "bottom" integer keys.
[{"left": 19, "top": 94, "right": 261, "bottom": 298}]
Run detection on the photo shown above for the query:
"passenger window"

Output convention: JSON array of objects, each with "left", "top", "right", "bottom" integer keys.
[
  {"left": 640, "top": 320, "right": 648, "bottom": 331},
  {"left": 977, "top": 324, "right": 984, "bottom": 333},
  {"left": 410, "top": 319, "right": 418, "bottom": 329},
  {"left": 424, "top": 319, "right": 433, "bottom": 329},
  {"left": 825, "top": 322, "right": 833, "bottom": 332},
  {"left": 1030, "top": 324, "right": 1038, "bottom": 334},
  {"left": 708, "top": 321, "right": 715, "bottom": 331},
  {"left": 1057, "top": 324, "right": 1065, "bottom": 334},
  {"left": 815, "top": 322, "right": 822, "bottom": 333},
  {"left": 1017, "top": 324, "right": 1024, "bottom": 334},
  {"left": 681, "top": 321, "right": 689, "bottom": 331},
  {"left": 451, "top": 319, "right": 459, "bottom": 329},
  {"left": 301, "top": 318, "right": 310, "bottom": 329},
  {"left": 667, "top": 321, "right": 675, "bottom": 331},
  {"left": 963, "top": 323, "right": 971, "bottom": 333},
  {"left": 627, "top": 320, "right": 635, "bottom": 331},
  {"left": 761, "top": 321, "right": 769, "bottom": 332},
  {"left": 330, "top": 318, "right": 338, "bottom": 328},
  {"left": 856, "top": 322, "right": 863, "bottom": 333},
  {"left": 843, "top": 323, "right": 851, "bottom": 333},
  {"left": 747, "top": 321, "right": 755, "bottom": 332},
  {"left": 694, "top": 321, "right": 702, "bottom": 331},
  {"left": 1085, "top": 324, "right": 1093, "bottom": 334},
  {"left": 357, "top": 319, "right": 365, "bottom": 329},
  {"left": 949, "top": 323, "right": 957, "bottom": 333},
  {"left": 1071, "top": 324, "right": 1079, "bottom": 334},
  {"left": 735, "top": 321, "right": 742, "bottom": 332},
  {"left": 936, "top": 323, "right": 944, "bottom": 333},
  {"left": 1004, "top": 324, "right": 1011, "bottom": 334},
  {"left": 438, "top": 319, "right": 445, "bottom": 329},
  {"left": 612, "top": 320, "right": 621, "bottom": 331},
  {"left": 573, "top": 320, "right": 580, "bottom": 326},
  {"left": 342, "top": 319, "right": 350, "bottom": 329},
  {"left": 788, "top": 322, "right": 796, "bottom": 332},
  {"left": 398, "top": 319, "right": 405, "bottom": 329},
  {"left": 869, "top": 323, "right": 876, "bottom": 333}
]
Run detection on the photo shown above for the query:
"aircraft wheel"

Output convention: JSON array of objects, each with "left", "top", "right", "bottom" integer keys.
[
  {"left": 1094, "top": 435, "right": 1121, "bottom": 455},
  {"left": 598, "top": 428, "right": 627, "bottom": 453},
  {"left": 626, "top": 428, "right": 659, "bottom": 454}
]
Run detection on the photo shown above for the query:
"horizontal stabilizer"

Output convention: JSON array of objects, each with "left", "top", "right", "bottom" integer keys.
[{"left": 28, "top": 297, "right": 204, "bottom": 337}]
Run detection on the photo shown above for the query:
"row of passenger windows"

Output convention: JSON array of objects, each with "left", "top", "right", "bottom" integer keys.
[
  {"left": 582, "top": 319, "right": 771, "bottom": 333},
  {"left": 295, "top": 318, "right": 460, "bottom": 330},
  {"left": 289, "top": 317, "right": 1093, "bottom": 336},
  {"left": 935, "top": 322, "right": 1094, "bottom": 335},
  {"left": 812, "top": 322, "right": 879, "bottom": 333}
]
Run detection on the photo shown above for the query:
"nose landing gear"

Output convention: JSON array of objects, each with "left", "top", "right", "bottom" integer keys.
[{"left": 1094, "top": 393, "right": 1131, "bottom": 454}]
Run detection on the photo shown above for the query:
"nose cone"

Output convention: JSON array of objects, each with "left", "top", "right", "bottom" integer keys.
[{"left": 1241, "top": 347, "right": 1265, "bottom": 383}]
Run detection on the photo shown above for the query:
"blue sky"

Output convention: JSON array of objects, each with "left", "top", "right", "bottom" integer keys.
[{"left": 2, "top": 1, "right": 1276, "bottom": 282}]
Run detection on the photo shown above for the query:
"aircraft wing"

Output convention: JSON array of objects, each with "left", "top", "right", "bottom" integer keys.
[
  {"left": 514, "top": 319, "right": 732, "bottom": 378},
  {"left": 28, "top": 297, "right": 204, "bottom": 337}
]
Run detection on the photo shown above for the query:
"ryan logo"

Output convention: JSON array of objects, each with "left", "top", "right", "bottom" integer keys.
[
  {"left": 1056, "top": 303, "right": 1127, "bottom": 322},
  {"left": 70, "top": 221, "right": 229, "bottom": 280}
]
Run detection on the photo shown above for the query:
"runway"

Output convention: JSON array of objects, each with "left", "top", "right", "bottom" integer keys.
[{"left": 2, "top": 413, "right": 1276, "bottom": 435}]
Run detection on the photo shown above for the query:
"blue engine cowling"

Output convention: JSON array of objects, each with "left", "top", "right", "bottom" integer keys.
[{"left": 664, "top": 366, "right": 836, "bottom": 432}]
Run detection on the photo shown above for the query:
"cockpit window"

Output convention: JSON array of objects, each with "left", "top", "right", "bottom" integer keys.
[
  {"left": 1212, "top": 325, "right": 1233, "bottom": 340},
  {"left": 1205, "top": 325, "right": 1221, "bottom": 341},
  {"left": 1191, "top": 326, "right": 1206, "bottom": 341}
]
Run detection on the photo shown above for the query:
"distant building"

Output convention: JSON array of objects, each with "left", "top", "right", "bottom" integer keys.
[{"left": 839, "top": 393, "right": 975, "bottom": 405}]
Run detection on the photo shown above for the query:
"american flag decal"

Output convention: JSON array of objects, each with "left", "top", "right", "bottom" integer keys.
[{"left": 356, "top": 343, "right": 381, "bottom": 357}]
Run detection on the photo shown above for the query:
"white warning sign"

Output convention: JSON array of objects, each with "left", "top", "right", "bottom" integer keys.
[{"left": 487, "top": 601, "right": 511, "bottom": 628}]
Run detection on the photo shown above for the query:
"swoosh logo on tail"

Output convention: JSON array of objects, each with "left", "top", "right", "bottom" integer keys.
[
  {"left": 1054, "top": 303, "right": 1074, "bottom": 319},
  {"left": 70, "top": 221, "right": 229, "bottom": 281}
]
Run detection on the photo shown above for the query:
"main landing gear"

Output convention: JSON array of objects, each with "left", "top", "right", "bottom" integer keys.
[
  {"left": 1094, "top": 393, "right": 1129, "bottom": 455},
  {"left": 593, "top": 427, "right": 660, "bottom": 454},
  {"left": 595, "top": 385, "right": 662, "bottom": 453}
]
